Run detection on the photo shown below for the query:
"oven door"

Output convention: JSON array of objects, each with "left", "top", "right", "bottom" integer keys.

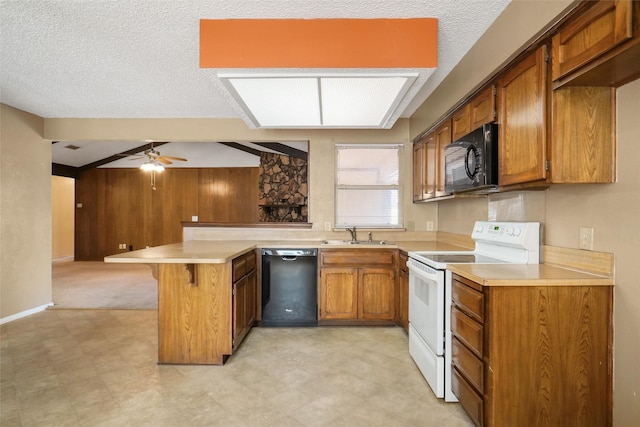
[{"left": 407, "top": 259, "right": 445, "bottom": 356}]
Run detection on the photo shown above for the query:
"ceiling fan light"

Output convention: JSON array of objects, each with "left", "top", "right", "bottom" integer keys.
[
  {"left": 140, "top": 162, "right": 155, "bottom": 171},
  {"left": 153, "top": 163, "right": 165, "bottom": 172}
]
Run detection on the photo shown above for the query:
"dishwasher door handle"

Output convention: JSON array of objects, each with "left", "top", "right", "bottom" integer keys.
[{"left": 281, "top": 256, "right": 298, "bottom": 261}]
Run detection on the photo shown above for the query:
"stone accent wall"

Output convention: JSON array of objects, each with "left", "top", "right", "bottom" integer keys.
[{"left": 258, "top": 153, "right": 308, "bottom": 222}]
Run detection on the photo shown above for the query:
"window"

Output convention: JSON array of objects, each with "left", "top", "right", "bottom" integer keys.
[{"left": 335, "top": 144, "right": 402, "bottom": 228}]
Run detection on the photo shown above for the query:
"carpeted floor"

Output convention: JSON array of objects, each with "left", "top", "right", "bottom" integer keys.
[{"left": 51, "top": 261, "right": 157, "bottom": 309}]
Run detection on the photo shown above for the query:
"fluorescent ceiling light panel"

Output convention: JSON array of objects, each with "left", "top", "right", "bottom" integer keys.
[
  {"left": 219, "top": 73, "right": 420, "bottom": 128},
  {"left": 321, "top": 77, "right": 412, "bottom": 127},
  {"left": 227, "top": 77, "right": 320, "bottom": 126}
]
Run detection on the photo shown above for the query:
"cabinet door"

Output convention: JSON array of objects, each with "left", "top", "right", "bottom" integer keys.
[
  {"left": 319, "top": 268, "right": 358, "bottom": 320},
  {"left": 551, "top": 0, "right": 634, "bottom": 81},
  {"left": 413, "top": 141, "right": 426, "bottom": 201},
  {"left": 551, "top": 86, "right": 615, "bottom": 183},
  {"left": 452, "top": 104, "right": 471, "bottom": 141},
  {"left": 232, "top": 275, "right": 248, "bottom": 345},
  {"left": 434, "top": 120, "right": 452, "bottom": 197},
  {"left": 358, "top": 268, "right": 395, "bottom": 320},
  {"left": 245, "top": 269, "right": 257, "bottom": 329},
  {"left": 497, "top": 45, "right": 548, "bottom": 186},
  {"left": 423, "top": 133, "right": 437, "bottom": 199},
  {"left": 470, "top": 85, "right": 496, "bottom": 130},
  {"left": 398, "top": 267, "right": 409, "bottom": 331}
]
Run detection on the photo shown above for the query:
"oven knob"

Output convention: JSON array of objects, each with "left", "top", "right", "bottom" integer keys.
[
  {"left": 506, "top": 226, "right": 514, "bottom": 235},
  {"left": 474, "top": 225, "right": 484, "bottom": 233},
  {"left": 513, "top": 227, "right": 522, "bottom": 236}
]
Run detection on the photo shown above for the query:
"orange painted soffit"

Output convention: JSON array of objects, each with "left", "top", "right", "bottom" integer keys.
[{"left": 200, "top": 18, "right": 437, "bottom": 69}]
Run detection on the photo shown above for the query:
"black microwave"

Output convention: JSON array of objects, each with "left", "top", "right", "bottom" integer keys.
[{"left": 444, "top": 123, "right": 498, "bottom": 194}]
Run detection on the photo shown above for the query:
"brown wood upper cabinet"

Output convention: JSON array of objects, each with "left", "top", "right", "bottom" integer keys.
[
  {"left": 552, "top": 0, "right": 637, "bottom": 85},
  {"left": 550, "top": 86, "right": 616, "bottom": 183},
  {"left": 413, "top": 119, "right": 451, "bottom": 201},
  {"left": 452, "top": 85, "right": 496, "bottom": 141},
  {"left": 433, "top": 119, "right": 451, "bottom": 197},
  {"left": 413, "top": 140, "right": 426, "bottom": 202},
  {"left": 497, "top": 45, "right": 548, "bottom": 187}
]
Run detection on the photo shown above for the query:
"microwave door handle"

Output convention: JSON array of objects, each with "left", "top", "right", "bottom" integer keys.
[{"left": 465, "top": 146, "right": 478, "bottom": 179}]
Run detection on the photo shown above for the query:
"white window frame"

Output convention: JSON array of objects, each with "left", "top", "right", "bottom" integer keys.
[{"left": 334, "top": 143, "right": 403, "bottom": 229}]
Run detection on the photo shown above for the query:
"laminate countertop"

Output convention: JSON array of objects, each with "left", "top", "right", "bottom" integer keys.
[
  {"left": 104, "top": 239, "right": 612, "bottom": 287},
  {"left": 104, "top": 239, "right": 471, "bottom": 264},
  {"left": 448, "top": 263, "right": 613, "bottom": 287}
]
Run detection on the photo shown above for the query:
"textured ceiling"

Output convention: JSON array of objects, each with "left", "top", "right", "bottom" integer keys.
[{"left": 1, "top": 0, "right": 510, "bottom": 120}]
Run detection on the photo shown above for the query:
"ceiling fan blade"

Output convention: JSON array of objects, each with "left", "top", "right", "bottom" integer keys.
[
  {"left": 157, "top": 157, "right": 172, "bottom": 165},
  {"left": 127, "top": 156, "right": 145, "bottom": 160},
  {"left": 161, "top": 156, "right": 187, "bottom": 161}
]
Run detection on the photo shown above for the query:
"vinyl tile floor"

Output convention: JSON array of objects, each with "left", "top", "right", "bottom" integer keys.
[{"left": 0, "top": 309, "right": 474, "bottom": 427}]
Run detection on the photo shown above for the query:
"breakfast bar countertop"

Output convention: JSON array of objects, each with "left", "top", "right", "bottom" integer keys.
[{"left": 104, "top": 239, "right": 473, "bottom": 264}]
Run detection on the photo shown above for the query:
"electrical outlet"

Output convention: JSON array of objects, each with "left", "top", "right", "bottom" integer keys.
[
  {"left": 579, "top": 227, "right": 594, "bottom": 250},
  {"left": 426, "top": 221, "right": 434, "bottom": 231},
  {"left": 324, "top": 221, "right": 331, "bottom": 231},
  {"left": 407, "top": 221, "right": 415, "bottom": 231}
]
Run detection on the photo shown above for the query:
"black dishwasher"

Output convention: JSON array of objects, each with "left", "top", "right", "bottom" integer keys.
[{"left": 261, "top": 249, "right": 318, "bottom": 326}]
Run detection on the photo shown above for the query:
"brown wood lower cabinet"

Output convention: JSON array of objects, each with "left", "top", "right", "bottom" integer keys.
[
  {"left": 157, "top": 250, "right": 256, "bottom": 365},
  {"left": 398, "top": 251, "right": 409, "bottom": 331},
  {"left": 319, "top": 249, "right": 397, "bottom": 323},
  {"left": 451, "top": 273, "right": 613, "bottom": 427},
  {"left": 232, "top": 251, "right": 257, "bottom": 349}
]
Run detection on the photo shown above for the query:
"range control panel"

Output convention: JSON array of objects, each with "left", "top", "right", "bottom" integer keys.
[{"left": 471, "top": 221, "right": 541, "bottom": 251}]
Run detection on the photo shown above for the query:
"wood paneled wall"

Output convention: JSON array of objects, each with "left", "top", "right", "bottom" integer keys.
[{"left": 75, "top": 167, "right": 259, "bottom": 260}]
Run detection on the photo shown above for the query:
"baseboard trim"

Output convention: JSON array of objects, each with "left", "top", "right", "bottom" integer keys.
[
  {"left": 0, "top": 303, "right": 53, "bottom": 325},
  {"left": 52, "top": 256, "right": 74, "bottom": 263}
]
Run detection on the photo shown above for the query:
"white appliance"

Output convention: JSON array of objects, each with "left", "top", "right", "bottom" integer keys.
[{"left": 407, "top": 221, "right": 541, "bottom": 402}]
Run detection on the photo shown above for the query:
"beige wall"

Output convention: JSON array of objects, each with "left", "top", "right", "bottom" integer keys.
[
  {"left": 52, "top": 176, "right": 74, "bottom": 259},
  {"left": 0, "top": 104, "right": 52, "bottom": 319}
]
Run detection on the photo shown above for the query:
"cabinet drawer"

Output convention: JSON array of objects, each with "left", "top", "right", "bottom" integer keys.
[
  {"left": 320, "top": 250, "right": 395, "bottom": 267},
  {"left": 452, "top": 336, "right": 483, "bottom": 393},
  {"left": 452, "top": 368, "right": 483, "bottom": 427},
  {"left": 232, "top": 251, "right": 256, "bottom": 282},
  {"left": 452, "top": 279, "right": 484, "bottom": 322},
  {"left": 452, "top": 306, "right": 484, "bottom": 358}
]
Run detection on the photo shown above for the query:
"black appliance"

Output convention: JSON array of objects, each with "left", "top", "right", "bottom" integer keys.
[
  {"left": 261, "top": 249, "right": 318, "bottom": 327},
  {"left": 444, "top": 123, "right": 499, "bottom": 194}
]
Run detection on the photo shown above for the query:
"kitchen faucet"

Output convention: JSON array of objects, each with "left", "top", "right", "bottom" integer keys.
[{"left": 347, "top": 226, "right": 357, "bottom": 242}]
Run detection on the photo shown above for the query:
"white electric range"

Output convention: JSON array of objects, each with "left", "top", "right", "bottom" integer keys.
[{"left": 407, "top": 221, "right": 541, "bottom": 402}]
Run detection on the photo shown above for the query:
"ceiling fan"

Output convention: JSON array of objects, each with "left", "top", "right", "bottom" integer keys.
[
  {"left": 125, "top": 142, "right": 188, "bottom": 169},
  {"left": 120, "top": 142, "right": 188, "bottom": 190}
]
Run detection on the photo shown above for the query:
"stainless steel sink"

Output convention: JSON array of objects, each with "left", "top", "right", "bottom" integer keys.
[{"left": 321, "top": 239, "right": 389, "bottom": 245}]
